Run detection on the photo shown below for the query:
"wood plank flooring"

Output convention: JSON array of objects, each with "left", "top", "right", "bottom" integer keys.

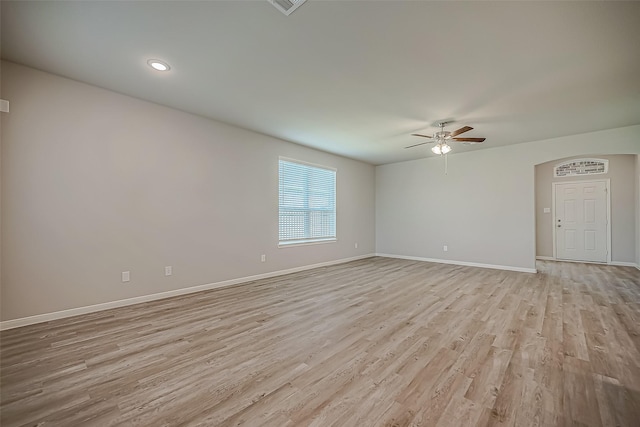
[{"left": 1, "top": 257, "right": 639, "bottom": 426}]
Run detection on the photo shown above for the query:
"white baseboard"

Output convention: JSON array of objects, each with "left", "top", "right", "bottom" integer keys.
[
  {"left": 375, "top": 253, "right": 537, "bottom": 274},
  {"left": 609, "top": 261, "right": 640, "bottom": 268},
  {"left": 537, "top": 256, "right": 639, "bottom": 269},
  {"left": 0, "top": 254, "right": 375, "bottom": 331}
]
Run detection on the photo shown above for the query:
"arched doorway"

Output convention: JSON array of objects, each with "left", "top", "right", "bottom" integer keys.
[{"left": 534, "top": 154, "right": 638, "bottom": 266}]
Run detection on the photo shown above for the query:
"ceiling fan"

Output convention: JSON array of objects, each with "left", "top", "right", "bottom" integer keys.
[{"left": 405, "top": 121, "right": 485, "bottom": 155}]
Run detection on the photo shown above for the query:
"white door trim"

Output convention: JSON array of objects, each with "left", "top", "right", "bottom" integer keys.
[{"left": 552, "top": 179, "right": 611, "bottom": 264}]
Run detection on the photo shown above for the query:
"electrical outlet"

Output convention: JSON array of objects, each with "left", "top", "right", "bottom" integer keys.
[
  {"left": 355, "top": 243, "right": 358, "bottom": 249},
  {"left": 443, "top": 245, "right": 448, "bottom": 252},
  {"left": 122, "top": 271, "right": 130, "bottom": 282},
  {"left": 261, "top": 254, "right": 266, "bottom": 262},
  {"left": 165, "top": 266, "right": 172, "bottom": 276}
]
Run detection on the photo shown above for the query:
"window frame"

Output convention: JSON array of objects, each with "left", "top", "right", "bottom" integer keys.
[{"left": 278, "top": 156, "right": 337, "bottom": 248}]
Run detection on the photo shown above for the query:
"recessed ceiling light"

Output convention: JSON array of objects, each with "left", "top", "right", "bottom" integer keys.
[{"left": 147, "top": 59, "right": 170, "bottom": 71}]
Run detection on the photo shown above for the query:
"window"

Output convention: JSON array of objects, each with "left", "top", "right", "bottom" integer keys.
[
  {"left": 279, "top": 158, "right": 336, "bottom": 246},
  {"left": 554, "top": 158, "right": 608, "bottom": 177}
]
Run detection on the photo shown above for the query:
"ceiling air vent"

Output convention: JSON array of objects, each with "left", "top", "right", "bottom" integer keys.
[{"left": 268, "top": 0, "right": 307, "bottom": 16}]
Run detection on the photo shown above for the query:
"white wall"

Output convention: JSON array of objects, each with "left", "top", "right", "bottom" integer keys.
[
  {"left": 0, "top": 61, "right": 376, "bottom": 322},
  {"left": 637, "top": 155, "right": 640, "bottom": 268},
  {"left": 535, "top": 154, "right": 637, "bottom": 263},
  {"left": 376, "top": 125, "right": 640, "bottom": 271}
]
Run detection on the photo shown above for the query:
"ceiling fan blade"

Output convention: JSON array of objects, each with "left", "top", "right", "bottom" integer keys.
[
  {"left": 404, "top": 141, "right": 432, "bottom": 149},
  {"left": 453, "top": 137, "right": 486, "bottom": 143},
  {"left": 450, "top": 126, "right": 473, "bottom": 137},
  {"left": 411, "top": 133, "right": 434, "bottom": 139},
  {"left": 404, "top": 142, "right": 430, "bottom": 148}
]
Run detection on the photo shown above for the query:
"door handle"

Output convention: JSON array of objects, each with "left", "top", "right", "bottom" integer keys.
[{"left": 557, "top": 225, "right": 561, "bottom": 228}]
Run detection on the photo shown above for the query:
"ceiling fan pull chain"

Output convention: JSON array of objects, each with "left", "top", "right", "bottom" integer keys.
[{"left": 445, "top": 152, "right": 448, "bottom": 175}]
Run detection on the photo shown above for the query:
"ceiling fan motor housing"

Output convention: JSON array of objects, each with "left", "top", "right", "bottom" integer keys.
[{"left": 435, "top": 131, "right": 451, "bottom": 140}]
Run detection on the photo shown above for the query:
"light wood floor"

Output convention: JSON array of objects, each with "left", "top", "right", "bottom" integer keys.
[{"left": 1, "top": 258, "right": 639, "bottom": 426}]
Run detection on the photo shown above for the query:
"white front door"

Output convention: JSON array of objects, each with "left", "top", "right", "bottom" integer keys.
[{"left": 554, "top": 180, "right": 608, "bottom": 263}]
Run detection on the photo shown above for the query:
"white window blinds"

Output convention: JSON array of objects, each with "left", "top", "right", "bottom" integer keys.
[{"left": 279, "top": 158, "right": 336, "bottom": 246}]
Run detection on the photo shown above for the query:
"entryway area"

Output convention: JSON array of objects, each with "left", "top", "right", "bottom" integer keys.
[{"left": 535, "top": 154, "right": 638, "bottom": 267}]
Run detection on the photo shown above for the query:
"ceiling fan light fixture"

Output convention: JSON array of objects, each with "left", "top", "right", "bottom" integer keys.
[
  {"left": 432, "top": 143, "right": 451, "bottom": 155},
  {"left": 406, "top": 122, "right": 484, "bottom": 157}
]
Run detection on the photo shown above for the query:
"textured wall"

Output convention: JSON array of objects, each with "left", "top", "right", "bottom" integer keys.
[
  {"left": 1, "top": 62, "right": 375, "bottom": 321},
  {"left": 376, "top": 126, "right": 640, "bottom": 270}
]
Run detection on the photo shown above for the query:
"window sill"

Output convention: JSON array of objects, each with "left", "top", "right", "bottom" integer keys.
[{"left": 278, "top": 238, "right": 337, "bottom": 248}]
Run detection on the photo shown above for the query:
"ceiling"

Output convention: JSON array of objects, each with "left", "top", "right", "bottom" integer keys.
[{"left": 2, "top": 1, "right": 639, "bottom": 165}]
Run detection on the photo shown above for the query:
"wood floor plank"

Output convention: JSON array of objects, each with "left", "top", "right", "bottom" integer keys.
[
  {"left": 563, "top": 356, "right": 603, "bottom": 426},
  {"left": 1, "top": 258, "right": 639, "bottom": 426}
]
